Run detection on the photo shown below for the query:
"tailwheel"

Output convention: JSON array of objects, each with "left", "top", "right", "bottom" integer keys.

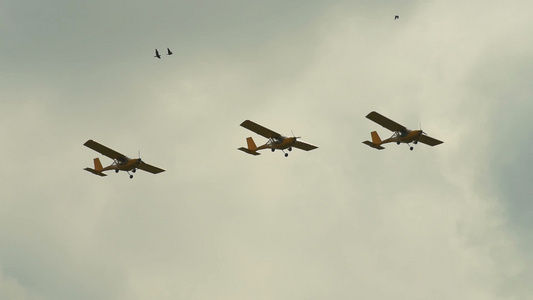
[{"left": 284, "top": 153, "right": 289, "bottom": 157}]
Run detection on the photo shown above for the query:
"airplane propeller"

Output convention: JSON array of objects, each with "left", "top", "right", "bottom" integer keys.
[
  {"left": 291, "top": 130, "right": 301, "bottom": 140},
  {"left": 419, "top": 121, "right": 427, "bottom": 135}
]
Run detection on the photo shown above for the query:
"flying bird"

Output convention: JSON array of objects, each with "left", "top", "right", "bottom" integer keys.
[
  {"left": 167, "top": 48, "right": 173, "bottom": 55},
  {"left": 154, "top": 49, "right": 161, "bottom": 59},
  {"left": 395, "top": 15, "right": 399, "bottom": 20}
]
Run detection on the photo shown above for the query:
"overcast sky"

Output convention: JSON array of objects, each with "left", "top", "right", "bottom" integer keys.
[{"left": 1, "top": 0, "right": 532, "bottom": 299}]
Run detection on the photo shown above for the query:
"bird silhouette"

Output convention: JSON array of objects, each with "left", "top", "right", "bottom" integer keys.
[
  {"left": 167, "top": 48, "right": 173, "bottom": 55},
  {"left": 395, "top": 15, "right": 399, "bottom": 20},
  {"left": 154, "top": 49, "right": 161, "bottom": 59}
]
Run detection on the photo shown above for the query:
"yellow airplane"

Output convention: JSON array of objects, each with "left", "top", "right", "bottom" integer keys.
[
  {"left": 238, "top": 120, "right": 318, "bottom": 157},
  {"left": 363, "top": 111, "right": 443, "bottom": 150},
  {"left": 83, "top": 140, "right": 165, "bottom": 178}
]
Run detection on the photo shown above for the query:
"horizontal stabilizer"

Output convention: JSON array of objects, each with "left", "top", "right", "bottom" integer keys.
[
  {"left": 363, "top": 141, "right": 385, "bottom": 150},
  {"left": 84, "top": 168, "right": 107, "bottom": 176},
  {"left": 238, "top": 147, "right": 261, "bottom": 156}
]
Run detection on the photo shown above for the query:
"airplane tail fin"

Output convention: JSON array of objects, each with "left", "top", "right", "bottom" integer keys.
[
  {"left": 370, "top": 131, "right": 382, "bottom": 144},
  {"left": 238, "top": 137, "right": 260, "bottom": 155},
  {"left": 363, "top": 131, "right": 385, "bottom": 150},
  {"left": 84, "top": 158, "right": 107, "bottom": 176},
  {"left": 246, "top": 137, "right": 257, "bottom": 151},
  {"left": 93, "top": 158, "right": 103, "bottom": 171}
]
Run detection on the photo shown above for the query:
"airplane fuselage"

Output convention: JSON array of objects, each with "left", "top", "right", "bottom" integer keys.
[
  {"left": 381, "top": 129, "right": 423, "bottom": 145},
  {"left": 102, "top": 158, "right": 142, "bottom": 173},
  {"left": 257, "top": 137, "right": 297, "bottom": 151}
]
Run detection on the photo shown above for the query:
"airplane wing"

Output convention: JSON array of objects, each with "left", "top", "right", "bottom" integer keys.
[
  {"left": 366, "top": 111, "right": 406, "bottom": 132},
  {"left": 240, "top": 120, "right": 282, "bottom": 139},
  {"left": 293, "top": 141, "right": 318, "bottom": 151},
  {"left": 83, "top": 140, "right": 128, "bottom": 161},
  {"left": 137, "top": 161, "right": 165, "bottom": 174},
  {"left": 417, "top": 134, "right": 443, "bottom": 146}
]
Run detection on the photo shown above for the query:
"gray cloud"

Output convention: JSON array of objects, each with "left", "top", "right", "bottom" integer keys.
[{"left": 1, "top": 0, "right": 532, "bottom": 299}]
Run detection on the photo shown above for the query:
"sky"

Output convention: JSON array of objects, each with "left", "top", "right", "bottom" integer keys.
[{"left": 1, "top": 0, "right": 533, "bottom": 299}]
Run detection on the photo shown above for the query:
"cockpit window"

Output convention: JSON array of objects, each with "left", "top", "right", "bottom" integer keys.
[{"left": 273, "top": 137, "right": 283, "bottom": 144}]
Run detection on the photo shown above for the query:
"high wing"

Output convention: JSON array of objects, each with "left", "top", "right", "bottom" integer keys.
[
  {"left": 83, "top": 140, "right": 128, "bottom": 161},
  {"left": 366, "top": 111, "right": 406, "bottom": 132},
  {"left": 293, "top": 141, "right": 318, "bottom": 151},
  {"left": 137, "top": 161, "right": 165, "bottom": 174},
  {"left": 240, "top": 120, "right": 282, "bottom": 139},
  {"left": 417, "top": 134, "right": 443, "bottom": 146}
]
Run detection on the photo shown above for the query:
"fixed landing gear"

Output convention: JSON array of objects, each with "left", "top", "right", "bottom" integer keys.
[
  {"left": 129, "top": 175, "right": 133, "bottom": 179},
  {"left": 410, "top": 147, "right": 414, "bottom": 151},
  {"left": 132, "top": 168, "right": 136, "bottom": 173},
  {"left": 414, "top": 141, "right": 418, "bottom": 145},
  {"left": 397, "top": 141, "right": 400, "bottom": 145},
  {"left": 272, "top": 147, "right": 291, "bottom": 157},
  {"left": 115, "top": 169, "right": 119, "bottom": 173}
]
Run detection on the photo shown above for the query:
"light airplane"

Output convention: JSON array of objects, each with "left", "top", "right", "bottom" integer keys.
[
  {"left": 83, "top": 140, "right": 165, "bottom": 179},
  {"left": 238, "top": 120, "right": 318, "bottom": 157},
  {"left": 363, "top": 111, "right": 443, "bottom": 151},
  {"left": 154, "top": 49, "right": 161, "bottom": 59},
  {"left": 167, "top": 48, "right": 173, "bottom": 55}
]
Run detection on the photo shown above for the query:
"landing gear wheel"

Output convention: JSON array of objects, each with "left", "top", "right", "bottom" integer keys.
[
  {"left": 284, "top": 153, "right": 288, "bottom": 157},
  {"left": 130, "top": 175, "right": 133, "bottom": 179},
  {"left": 132, "top": 169, "right": 136, "bottom": 173},
  {"left": 115, "top": 169, "right": 119, "bottom": 173},
  {"left": 288, "top": 147, "right": 292, "bottom": 151},
  {"left": 410, "top": 147, "right": 414, "bottom": 151},
  {"left": 414, "top": 141, "right": 418, "bottom": 144},
  {"left": 397, "top": 141, "right": 400, "bottom": 145},
  {"left": 271, "top": 148, "right": 275, "bottom": 152}
]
